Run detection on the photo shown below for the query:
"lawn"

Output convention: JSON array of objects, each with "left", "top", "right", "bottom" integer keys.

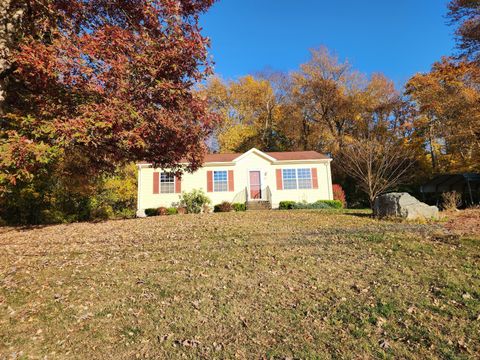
[{"left": 1, "top": 210, "right": 479, "bottom": 359}]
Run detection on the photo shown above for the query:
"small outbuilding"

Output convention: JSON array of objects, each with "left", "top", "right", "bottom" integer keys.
[{"left": 420, "top": 173, "right": 480, "bottom": 206}]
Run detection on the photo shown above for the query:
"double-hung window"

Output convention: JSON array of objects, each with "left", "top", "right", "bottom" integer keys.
[
  {"left": 282, "top": 168, "right": 312, "bottom": 190},
  {"left": 213, "top": 171, "right": 228, "bottom": 192},
  {"left": 160, "top": 172, "right": 175, "bottom": 194},
  {"left": 282, "top": 169, "right": 297, "bottom": 190},
  {"left": 297, "top": 168, "right": 313, "bottom": 189}
]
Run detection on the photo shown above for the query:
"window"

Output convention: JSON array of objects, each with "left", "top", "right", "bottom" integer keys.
[
  {"left": 213, "top": 171, "right": 228, "bottom": 192},
  {"left": 297, "top": 168, "right": 313, "bottom": 189},
  {"left": 282, "top": 168, "right": 312, "bottom": 190},
  {"left": 160, "top": 172, "right": 175, "bottom": 193},
  {"left": 282, "top": 169, "right": 297, "bottom": 190}
]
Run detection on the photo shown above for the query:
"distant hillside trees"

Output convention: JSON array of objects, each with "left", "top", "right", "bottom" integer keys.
[{"left": 203, "top": 41, "right": 479, "bottom": 206}]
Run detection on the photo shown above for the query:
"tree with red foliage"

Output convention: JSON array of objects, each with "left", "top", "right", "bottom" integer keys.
[
  {"left": 0, "top": 0, "right": 217, "bottom": 193},
  {"left": 332, "top": 184, "right": 347, "bottom": 208}
]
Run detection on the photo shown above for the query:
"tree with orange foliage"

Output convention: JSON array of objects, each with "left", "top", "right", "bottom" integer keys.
[{"left": 406, "top": 58, "right": 480, "bottom": 172}]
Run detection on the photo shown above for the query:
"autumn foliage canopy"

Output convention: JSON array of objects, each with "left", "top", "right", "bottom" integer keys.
[{"left": 1, "top": 0, "right": 217, "bottom": 192}]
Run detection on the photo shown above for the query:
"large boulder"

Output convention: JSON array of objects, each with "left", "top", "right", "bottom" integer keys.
[{"left": 374, "top": 193, "right": 439, "bottom": 220}]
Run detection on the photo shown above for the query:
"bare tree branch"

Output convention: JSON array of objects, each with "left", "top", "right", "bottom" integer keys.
[{"left": 340, "top": 138, "right": 415, "bottom": 208}]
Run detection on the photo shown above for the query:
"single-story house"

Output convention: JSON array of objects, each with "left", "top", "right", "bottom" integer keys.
[{"left": 136, "top": 148, "right": 333, "bottom": 216}]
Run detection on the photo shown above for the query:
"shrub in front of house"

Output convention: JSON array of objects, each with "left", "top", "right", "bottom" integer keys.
[
  {"left": 232, "top": 203, "right": 246, "bottom": 212},
  {"left": 293, "top": 201, "right": 331, "bottom": 210},
  {"left": 178, "top": 189, "right": 212, "bottom": 214},
  {"left": 167, "top": 207, "right": 178, "bottom": 215},
  {"left": 332, "top": 184, "right": 347, "bottom": 208},
  {"left": 214, "top": 202, "right": 233, "bottom": 213},
  {"left": 145, "top": 208, "right": 158, "bottom": 217},
  {"left": 157, "top": 207, "right": 168, "bottom": 216},
  {"left": 318, "top": 200, "right": 344, "bottom": 209},
  {"left": 280, "top": 200, "right": 344, "bottom": 210},
  {"left": 279, "top": 201, "right": 296, "bottom": 210},
  {"left": 144, "top": 207, "right": 169, "bottom": 216}
]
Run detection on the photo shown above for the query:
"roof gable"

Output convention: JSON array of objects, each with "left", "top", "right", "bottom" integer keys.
[{"left": 233, "top": 148, "right": 278, "bottom": 163}]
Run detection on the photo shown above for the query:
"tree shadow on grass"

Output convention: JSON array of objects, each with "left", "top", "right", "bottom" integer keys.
[{"left": 341, "top": 209, "right": 373, "bottom": 218}]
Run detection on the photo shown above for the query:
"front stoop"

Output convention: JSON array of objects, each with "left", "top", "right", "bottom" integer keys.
[{"left": 247, "top": 201, "right": 272, "bottom": 210}]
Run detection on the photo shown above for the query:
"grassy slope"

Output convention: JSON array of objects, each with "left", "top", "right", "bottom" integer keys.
[{"left": 0, "top": 210, "right": 479, "bottom": 359}]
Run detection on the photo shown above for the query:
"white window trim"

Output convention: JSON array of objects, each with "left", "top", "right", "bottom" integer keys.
[
  {"left": 213, "top": 170, "right": 229, "bottom": 192},
  {"left": 297, "top": 168, "right": 313, "bottom": 190},
  {"left": 282, "top": 168, "right": 313, "bottom": 190},
  {"left": 160, "top": 172, "right": 176, "bottom": 194}
]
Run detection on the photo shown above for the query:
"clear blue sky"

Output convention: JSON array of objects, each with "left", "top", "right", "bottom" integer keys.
[{"left": 201, "top": 0, "right": 455, "bottom": 87}]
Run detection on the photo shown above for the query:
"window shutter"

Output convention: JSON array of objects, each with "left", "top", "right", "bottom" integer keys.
[
  {"left": 276, "top": 169, "right": 283, "bottom": 190},
  {"left": 175, "top": 175, "right": 182, "bottom": 193},
  {"left": 207, "top": 171, "right": 213, "bottom": 192},
  {"left": 153, "top": 172, "right": 160, "bottom": 194},
  {"left": 312, "top": 168, "right": 319, "bottom": 189},
  {"left": 228, "top": 170, "right": 234, "bottom": 192}
]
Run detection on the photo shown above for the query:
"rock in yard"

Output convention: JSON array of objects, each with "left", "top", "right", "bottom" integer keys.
[{"left": 374, "top": 193, "right": 439, "bottom": 220}]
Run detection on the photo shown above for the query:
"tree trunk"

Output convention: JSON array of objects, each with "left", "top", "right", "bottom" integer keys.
[
  {"left": 428, "top": 128, "right": 437, "bottom": 171},
  {"left": 0, "top": 0, "right": 25, "bottom": 115},
  {"left": 301, "top": 116, "right": 309, "bottom": 150}
]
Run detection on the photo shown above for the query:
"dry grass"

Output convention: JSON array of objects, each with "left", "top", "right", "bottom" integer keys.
[{"left": 1, "top": 210, "right": 479, "bottom": 359}]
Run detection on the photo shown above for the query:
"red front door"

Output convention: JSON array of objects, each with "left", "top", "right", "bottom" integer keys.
[{"left": 249, "top": 171, "right": 262, "bottom": 199}]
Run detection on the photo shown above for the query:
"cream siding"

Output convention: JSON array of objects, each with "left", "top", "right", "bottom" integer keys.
[{"left": 137, "top": 149, "right": 333, "bottom": 215}]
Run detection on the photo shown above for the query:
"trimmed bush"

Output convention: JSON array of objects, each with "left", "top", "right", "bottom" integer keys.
[
  {"left": 167, "top": 207, "right": 178, "bottom": 215},
  {"left": 214, "top": 201, "right": 233, "bottom": 213},
  {"left": 157, "top": 207, "right": 168, "bottom": 216},
  {"left": 293, "top": 201, "right": 331, "bottom": 210},
  {"left": 280, "top": 200, "right": 343, "bottom": 210},
  {"left": 145, "top": 207, "right": 175, "bottom": 216},
  {"left": 179, "top": 189, "right": 211, "bottom": 214},
  {"left": 232, "top": 203, "right": 246, "bottom": 212},
  {"left": 145, "top": 208, "right": 158, "bottom": 217},
  {"left": 317, "top": 200, "right": 343, "bottom": 209},
  {"left": 279, "top": 201, "right": 296, "bottom": 210}
]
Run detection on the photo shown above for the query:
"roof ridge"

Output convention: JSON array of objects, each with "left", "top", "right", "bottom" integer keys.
[{"left": 138, "top": 149, "right": 330, "bottom": 165}]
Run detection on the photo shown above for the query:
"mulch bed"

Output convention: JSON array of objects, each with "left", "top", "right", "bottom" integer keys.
[{"left": 443, "top": 209, "right": 480, "bottom": 237}]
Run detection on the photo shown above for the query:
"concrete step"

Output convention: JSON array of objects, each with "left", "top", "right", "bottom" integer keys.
[{"left": 247, "top": 201, "right": 272, "bottom": 210}]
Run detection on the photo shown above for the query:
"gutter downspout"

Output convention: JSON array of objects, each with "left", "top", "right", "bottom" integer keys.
[
  {"left": 326, "top": 160, "right": 333, "bottom": 200},
  {"left": 136, "top": 165, "right": 146, "bottom": 218}
]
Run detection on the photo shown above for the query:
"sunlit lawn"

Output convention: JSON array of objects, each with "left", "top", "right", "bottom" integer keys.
[{"left": 1, "top": 210, "right": 479, "bottom": 359}]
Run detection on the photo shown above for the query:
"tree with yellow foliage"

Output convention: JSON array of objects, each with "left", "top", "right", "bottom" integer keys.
[
  {"left": 201, "top": 75, "right": 288, "bottom": 152},
  {"left": 406, "top": 58, "right": 480, "bottom": 172}
]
